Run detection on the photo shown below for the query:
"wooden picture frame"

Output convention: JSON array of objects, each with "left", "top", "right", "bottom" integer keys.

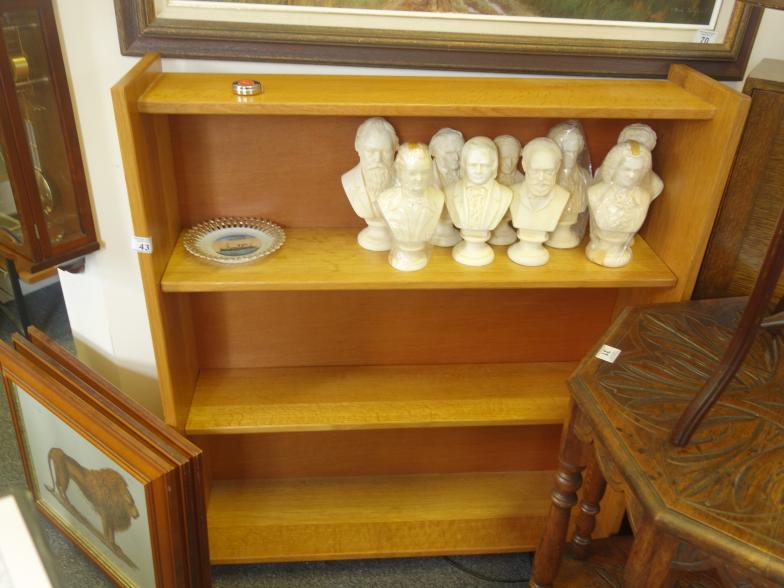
[
  {"left": 0, "top": 0, "right": 100, "bottom": 272},
  {"left": 0, "top": 336, "right": 207, "bottom": 587},
  {"left": 114, "top": 0, "right": 763, "bottom": 79},
  {"left": 17, "top": 327, "right": 211, "bottom": 586},
  {"left": 740, "top": 0, "right": 784, "bottom": 8}
]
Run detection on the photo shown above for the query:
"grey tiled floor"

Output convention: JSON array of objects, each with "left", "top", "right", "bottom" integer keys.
[{"left": 0, "top": 284, "right": 533, "bottom": 587}]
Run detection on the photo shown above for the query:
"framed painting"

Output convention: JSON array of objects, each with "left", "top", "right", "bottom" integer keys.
[
  {"left": 17, "top": 327, "right": 212, "bottom": 587},
  {"left": 115, "top": 0, "right": 763, "bottom": 79},
  {"left": 0, "top": 341, "right": 188, "bottom": 587},
  {"left": 740, "top": 0, "right": 784, "bottom": 7}
]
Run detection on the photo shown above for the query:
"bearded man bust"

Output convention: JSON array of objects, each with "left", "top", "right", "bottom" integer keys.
[{"left": 342, "top": 116, "right": 399, "bottom": 251}]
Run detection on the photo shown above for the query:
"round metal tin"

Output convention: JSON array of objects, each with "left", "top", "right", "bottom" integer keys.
[{"left": 232, "top": 79, "right": 263, "bottom": 96}]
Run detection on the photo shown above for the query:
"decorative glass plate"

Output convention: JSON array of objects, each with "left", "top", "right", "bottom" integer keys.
[{"left": 183, "top": 217, "right": 285, "bottom": 264}]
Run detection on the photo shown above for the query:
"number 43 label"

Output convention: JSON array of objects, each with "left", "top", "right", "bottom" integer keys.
[
  {"left": 596, "top": 345, "right": 621, "bottom": 363},
  {"left": 131, "top": 236, "right": 153, "bottom": 254}
]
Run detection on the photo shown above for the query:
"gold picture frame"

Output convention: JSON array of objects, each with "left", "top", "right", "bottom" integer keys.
[{"left": 115, "top": 0, "right": 762, "bottom": 79}]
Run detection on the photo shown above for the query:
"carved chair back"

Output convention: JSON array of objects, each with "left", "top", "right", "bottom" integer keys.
[{"left": 671, "top": 201, "right": 784, "bottom": 445}]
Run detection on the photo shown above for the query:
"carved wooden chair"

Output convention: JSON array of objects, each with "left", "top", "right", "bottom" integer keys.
[{"left": 530, "top": 210, "right": 784, "bottom": 587}]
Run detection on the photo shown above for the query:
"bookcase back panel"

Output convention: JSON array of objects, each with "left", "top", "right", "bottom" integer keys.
[
  {"left": 193, "top": 425, "right": 561, "bottom": 479},
  {"left": 190, "top": 289, "right": 617, "bottom": 368},
  {"left": 169, "top": 115, "right": 641, "bottom": 228}
]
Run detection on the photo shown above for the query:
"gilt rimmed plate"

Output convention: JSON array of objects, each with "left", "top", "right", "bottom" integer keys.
[{"left": 183, "top": 217, "right": 285, "bottom": 264}]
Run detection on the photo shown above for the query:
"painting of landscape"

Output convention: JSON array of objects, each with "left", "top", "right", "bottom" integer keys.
[{"left": 215, "top": 0, "right": 720, "bottom": 26}]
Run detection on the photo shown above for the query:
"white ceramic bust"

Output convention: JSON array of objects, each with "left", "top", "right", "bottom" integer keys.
[
  {"left": 445, "top": 136, "right": 512, "bottom": 266},
  {"left": 341, "top": 117, "right": 399, "bottom": 251},
  {"left": 586, "top": 141, "right": 654, "bottom": 267},
  {"left": 545, "top": 121, "right": 592, "bottom": 249},
  {"left": 595, "top": 123, "right": 663, "bottom": 200},
  {"left": 428, "top": 128, "right": 464, "bottom": 247},
  {"left": 489, "top": 135, "right": 524, "bottom": 246},
  {"left": 377, "top": 143, "right": 445, "bottom": 272},
  {"left": 508, "top": 137, "right": 570, "bottom": 266}
]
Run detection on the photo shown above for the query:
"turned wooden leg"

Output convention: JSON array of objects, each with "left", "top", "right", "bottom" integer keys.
[
  {"left": 530, "top": 402, "right": 588, "bottom": 588},
  {"left": 622, "top": 523, "right": 678, "bottom": 588},
  {"left": 571, "top": 454, "right": 607, "bottom": 560}
]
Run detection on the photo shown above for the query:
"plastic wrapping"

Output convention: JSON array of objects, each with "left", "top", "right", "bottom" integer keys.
[
  {"left": 596, "top": 123, "right": 663, "bottom": 200},
  {"left": 490, "top": 134, "right": 523, "bottom": 245},
  {"left": 546, "top": 120, "right": 593, "bottom": 245},
  {"left": 428, "top": 128, "right": 464, "bottom": 247},
  {"left": 586, "top": 140, "right": 655, "bottom": 267}
]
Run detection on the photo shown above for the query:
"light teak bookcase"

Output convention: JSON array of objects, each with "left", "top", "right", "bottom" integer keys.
[{"left": 112, "top": 54, "right": 749, "bottom": 564}]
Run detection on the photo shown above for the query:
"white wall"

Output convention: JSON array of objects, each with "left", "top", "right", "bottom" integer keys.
[{"left": 52, "top": 1, "right": 784, "bottom": 416}]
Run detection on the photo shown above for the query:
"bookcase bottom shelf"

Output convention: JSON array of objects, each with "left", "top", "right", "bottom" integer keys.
[{"left": 206, "top": 471, "right": 554, "bottom": 564}]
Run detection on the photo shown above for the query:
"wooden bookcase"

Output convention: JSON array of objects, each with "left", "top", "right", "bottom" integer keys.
[{"left": 112, "top": 54, "right": 749, "bottom": 565}]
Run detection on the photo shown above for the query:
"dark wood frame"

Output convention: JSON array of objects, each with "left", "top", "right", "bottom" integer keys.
[
  {"left": 115, "top": 0, "right": 763, "bottom": 80},
  {"left": 0, "top": 341, "right": 182, "bottom": 587},
  {"left": 741, "top": 0, "right": 784, "bottom": 9},
  {"left": 0, "top": 0, "right": 98, "bottom": 272}
]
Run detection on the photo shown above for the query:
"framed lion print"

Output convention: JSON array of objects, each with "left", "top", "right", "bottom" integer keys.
[
  {"left": 10, "top": 381, "right": 157, "bottom": 585},
  {"left": 0, "top": 340, "right": 203, "bottom": 587}
]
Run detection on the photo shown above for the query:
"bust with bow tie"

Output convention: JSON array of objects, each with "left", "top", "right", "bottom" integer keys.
[{"left": 445, "top": 136, "right": 512, "bottom": 266}]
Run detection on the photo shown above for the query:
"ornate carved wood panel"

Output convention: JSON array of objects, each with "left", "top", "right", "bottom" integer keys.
[
  {"left": 696, "top": 59, "right": 784, "bottom": 300},
  {"left": 569, "top": 298, "right": 784, "bottom": 584}
]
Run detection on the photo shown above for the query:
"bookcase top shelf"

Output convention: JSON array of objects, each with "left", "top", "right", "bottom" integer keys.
[
  {"left": 138, "top": 72, "right": 717, "bottom": 119},
  {"left": 161, "top": 227, "right": 676, "bottom": 292}
]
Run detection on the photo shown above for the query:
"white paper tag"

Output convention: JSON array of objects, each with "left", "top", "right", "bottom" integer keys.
[
  {"left": 131, "top": 236, "right": 153, "bottom": 254},
  {"left": 694, "top": 30, "right": 717, "bottom": 44},
  {"left": 596, "top": 345, "right": 621, "bottom": 363}
]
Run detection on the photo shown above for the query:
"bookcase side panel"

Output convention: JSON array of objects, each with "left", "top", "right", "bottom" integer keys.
[
  {"left": 112, "top": 54, "right": 198, "bottom": 429},
  {"left": 619, "top": 66, "right": 750, "bottom": 310}
]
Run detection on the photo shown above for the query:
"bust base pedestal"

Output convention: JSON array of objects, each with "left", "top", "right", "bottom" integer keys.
[
  {"left": 388, "top": 243, "right": 429, "bottom": 272},
  {"left": 585, "top": 239, "right": 633, "bottom": 268},
  {"left": 546, "top": 222, "right": 580, "bottom": 249},
  {"left": 508, "top": 229, "right": 550, "bottom": 266},
  {"left": 357, "top": 218, "right": 392, "bottom": 251},
  {"left": 432, "top": 218, "right": 461, "bottom": 247},
  {"left": 489, "top": 217, "right": 517, "bottom": 246},
  {"left": 452, "top": 230, "right": 494, "bottom": 266},
  {"left": 574, "top": 212, "right": 589, "bottom": 241}
]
